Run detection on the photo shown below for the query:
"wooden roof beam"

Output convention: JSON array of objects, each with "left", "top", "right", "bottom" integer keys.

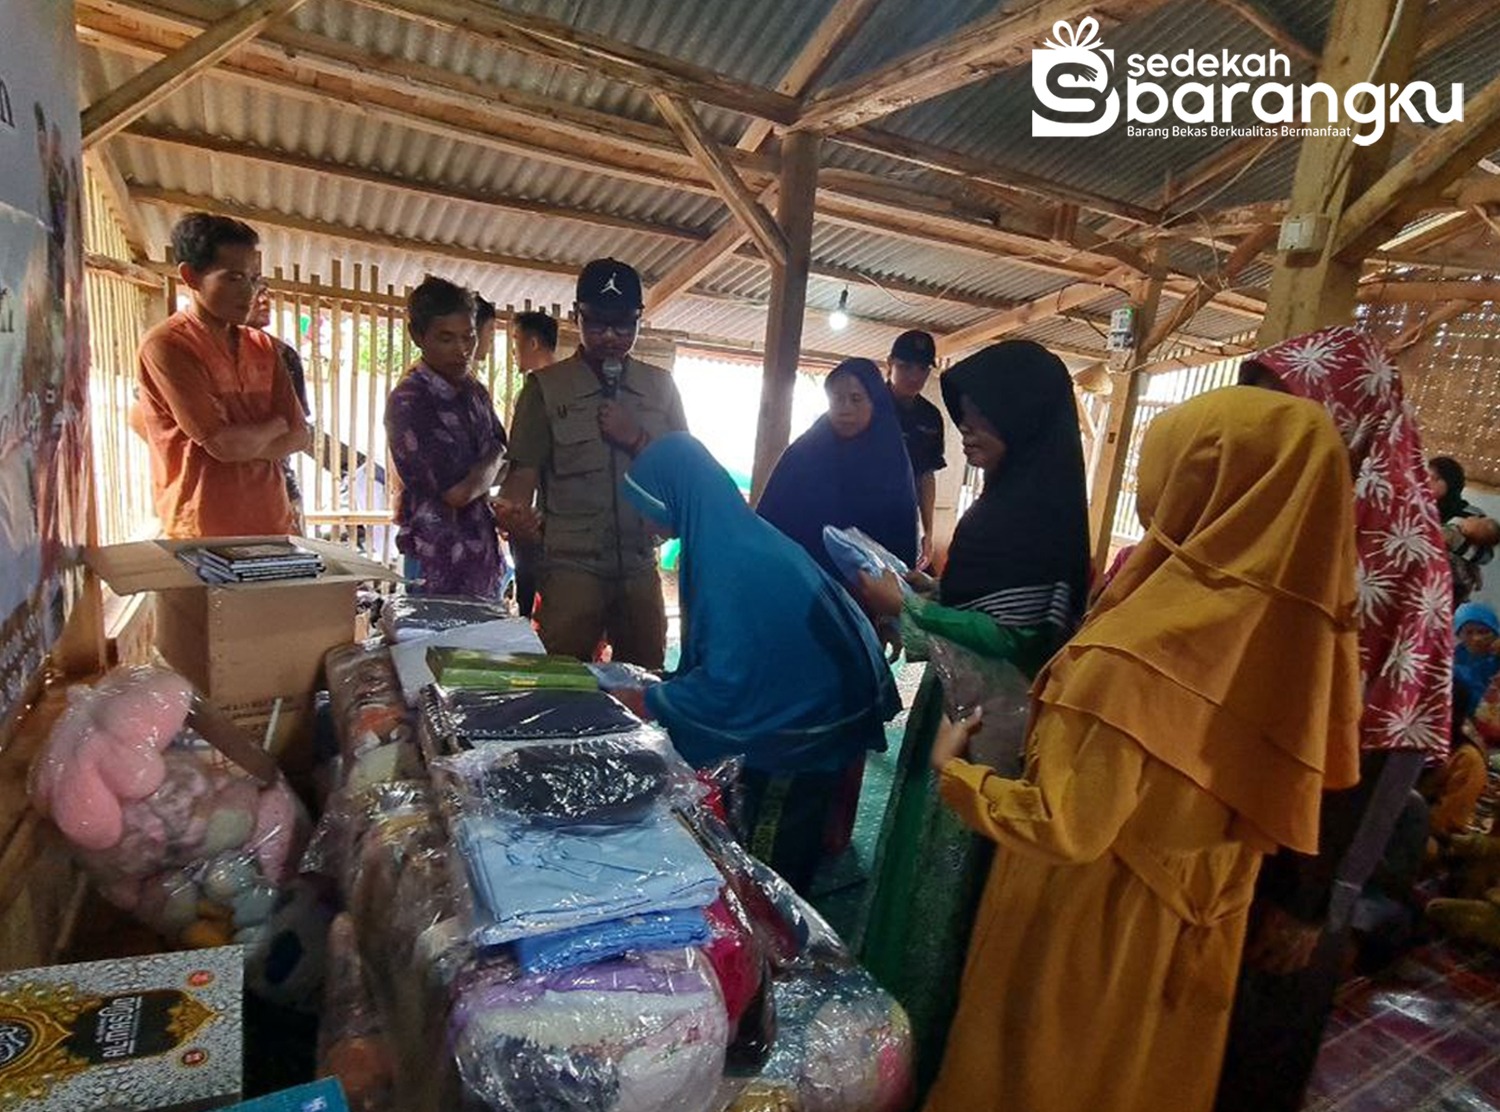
[
  {"left": 131, "top": 187, "right": 588, "bottom": 277},
  {"left": 836, "top": 126, "right": 1160, "bottom": 226},
  {"left": 1356, "top": 279, "right": 1500, "bottom": 303},
  {"left": 80, "top": 0, "right": 310, "bottom": 148},
  {"left": 1141, "top": 225, "right": 1277, "bottom": 353},
  {"left": 651, "top": 92, "right": 789, "bottom": 268},
  {"left": 1211, "top": 0, "right": 1319, "bottom": 67},
  {"left": 82, "top": 5, "right": 1147, "bottom": 289},
  {"left": 796, "top": 0, "right": 1157, "bottom": 135},
  {"left": 737, "top": 0, "right": 880, "bottom": 153},
  {"left": 121, "top": 124, "right": 708, "bottom": 243},
  {"left": 645, "top": 206, "right": 760, "bottom": 319},
  {"left": 1416, "top": 0, "right": 1500, "bottom": 65},
  {"left": 1336, "top": 71, "right": 1500, "bottom": 260},
  {"left": 936, "top": 269, "right": 1137, "bottom": 358},
  {"left": 359, "top": 0, "right": 800, "bottom": 125}
]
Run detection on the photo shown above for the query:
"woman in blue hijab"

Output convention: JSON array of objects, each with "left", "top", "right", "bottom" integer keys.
[
  {"left": 758, "top": 357, "right": 919, "bottom": 576},
  {"left": 1455, "top": 601, "right": 1500, "bottom": 719},
  {"left": 624, "top": 433, "right": 900, "bottom": 893}
]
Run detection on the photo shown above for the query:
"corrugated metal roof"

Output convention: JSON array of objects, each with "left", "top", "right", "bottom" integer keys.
[
  {"left": 817, "top": 0, "right": 1001, "bottom": 88},
  {"left": 77, "top": 0, "right": 1500, "bottom": 362},
  {"left": 874, "top": 0, "right": 1319, "bottom": 209}
]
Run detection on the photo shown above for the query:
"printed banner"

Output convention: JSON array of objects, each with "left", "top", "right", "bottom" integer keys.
[{"left": 0, "top": 2, "right": 88, "bottom": 726}]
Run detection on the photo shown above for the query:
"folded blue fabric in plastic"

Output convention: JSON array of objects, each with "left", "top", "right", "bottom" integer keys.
[
  {"left": 456, "top": 810, "right": 723, "bottom": 946},
  {"left": 512, "top": 907, "right": 710, "bottom": 974}
]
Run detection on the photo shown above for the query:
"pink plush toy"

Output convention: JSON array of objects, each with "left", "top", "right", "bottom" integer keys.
[
  {"left": 31, "top": 667, "right": 192, "bottom": 851},
  {"left": 32, "top": 666, "right": 311, "bottom": 952}
]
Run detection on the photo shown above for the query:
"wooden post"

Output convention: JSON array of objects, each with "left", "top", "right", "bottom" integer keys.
[
  {"left": 1088, "top": 260, "right": 1165, "bottom": 569},
  {"left": 1257, "top": 0, "right": 1426, "bottom": 343},
  {"left": 751, "top": 131, "right": 820, "bottom": 503}
]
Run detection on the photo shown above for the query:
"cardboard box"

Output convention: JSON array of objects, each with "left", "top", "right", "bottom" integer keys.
[
  {"left": 86, "top": 537, "right": 399, "bottom": 707},
  {"left": 0, "top": 947, "right": 243, "bottom": 1111}
]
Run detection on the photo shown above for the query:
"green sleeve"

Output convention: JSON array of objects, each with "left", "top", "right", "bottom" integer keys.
[
  {"left": 507, "top": 375, "right": 551, "bottom": 470},
  {"left": 900, "top": 595, "right": 1057, "bottom": 674}
]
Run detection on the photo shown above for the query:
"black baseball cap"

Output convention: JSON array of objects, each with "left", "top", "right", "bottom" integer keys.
[
  {"left": 576, "top": 258, "right": 644, "bottom": 312},
  {"left": 890, "top": 330, "right": 937, "bottom": 368}
]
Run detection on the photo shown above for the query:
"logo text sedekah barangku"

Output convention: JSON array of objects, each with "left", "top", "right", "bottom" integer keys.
[{"left": 1032, "top": 17, "right": 1464, "bottom": 145}]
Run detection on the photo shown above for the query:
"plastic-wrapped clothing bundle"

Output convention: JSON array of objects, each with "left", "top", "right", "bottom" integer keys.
[
  {"left": 428, "top": 649, "right": 600, "bottom": 692},
  {"left": 318, "top": 913, "right": 397, "bottom": 1112},
  {"left": 420, "top": 686, "right": 642, "bottom": 753},
  {"left": 454, "top": 809, "right": 724, "bottom": 946},
  {"left": 512, "top": 907, "right": 710, "bottom": 974},
  {"left": 434, "top": 729, "right": 698, "bottom": 825},
  {"left": 679, "top": 804, "right": 846, "bottom": 972},
  {"left": 390, "top": 619, "right": 547, "bottom": 703},
  {"left": 702, "top": 893, "right": 775, "bottom": 1069},
  {"left": 927, "top": 634, "right": 1036, "bottom": 778},
  {"left": 449, "top": 949, "right": 729, "bottom": 1112},
  {"left": 379, "top": 596, "right": 513, "bottom": 642},
  {"left": 821, "top": 526, "right": 913, "bottom": 594},
  {"left": 718, "top": 968, "right": 913, "bottom": 1112},
  {"left": 30, "top": 667, "right": 310, "bottom": 952},
  {"left": 345, "top": 797, "right": 472, "bottom": 1112},
  {"left": 303, "top": 780, "right": 436, "bottom": 903},
  {"left": 324, "top": 642, "right": 422, "bottom": 791}
]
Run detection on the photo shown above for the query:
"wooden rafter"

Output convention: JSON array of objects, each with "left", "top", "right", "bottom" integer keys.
[
  {"left": 82, "top": 144, "right": 150, "bottom": 260},
  {"left": 1211, "top": 0, "right": 1318, "bottom": 67},
  {"left": 1416, "top": 0, "right": 1500, "bottom": 65},
  {"left": 737, "top": 0, "right": 880, "bottom": 153},
  {"left": 80, "top": 3, "right": 1169, "bottom": 290},
  {"left": 360, "top": 0, "right": 800, "bottom": 125},
  {"left": 80, "top": 0, "right": 310, "bottom": 149},
  {"left": 650, "top": 92, "right": 789, "bottom": 267},
  {"left": 936, "top": 269, "right": 1136, "bottom": 358},
  {"left": 1356, "top": 279, "right": 1500, "bottom": 303},
  {"left": 1386, "top": 299, "right": 1474, "bottom": 353},
  {"left": 130, "top": 187, "right": 586, "bottom": 277},
  {"left": 1374, "top": 209, "right": 1474, "bottom": 255},
  {"left": 1336, "top": 71, "right": 1500, "bottom": 260},
  {"left": 645, "top": 204, "right": 763, "bottom": 319},
  {"left": 1140, "top": 225, "right": 1277, "bottom": 354},
  {"left": 123, "top": 124, "right": 706, "bottom": 243},
  {"left": 838, "top": 126, "right": 1158, "bottom": 226},
  {"left": 1159, "top": 136, "right": 1280, "bottom": 213},
  {"left": 796, "top": 0, "right": 1156, "bottom": 135}
]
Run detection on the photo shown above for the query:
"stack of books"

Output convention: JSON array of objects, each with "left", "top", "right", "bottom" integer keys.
[{"left": 180, "top": 541, "right": 325, "bottom": 584}]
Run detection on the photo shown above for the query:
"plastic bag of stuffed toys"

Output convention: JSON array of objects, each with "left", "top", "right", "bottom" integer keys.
[{"left": 30, "top": 666, "right": 312, "bottom": 965}]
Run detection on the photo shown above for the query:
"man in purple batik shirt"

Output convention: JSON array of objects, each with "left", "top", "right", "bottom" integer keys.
[{"left": 385, "top": 276, "right": 511, "bottom": 597}]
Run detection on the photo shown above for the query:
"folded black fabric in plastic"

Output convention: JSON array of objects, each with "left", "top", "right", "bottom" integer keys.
[
  {"left": 472, "top": 740, "right": 673, "bottom": 824},
  {"left": 421, "top": 687, "right": 641, "bottom": 754}
]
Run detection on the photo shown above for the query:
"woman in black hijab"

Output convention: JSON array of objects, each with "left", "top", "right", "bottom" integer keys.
[{"left": 855, "top": 339, "right": 1091, "bottom": 1092}]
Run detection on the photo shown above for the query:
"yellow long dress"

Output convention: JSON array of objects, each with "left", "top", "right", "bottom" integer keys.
[{"left": 925, "top": 706, "right": 1270, "bottom": 1112}]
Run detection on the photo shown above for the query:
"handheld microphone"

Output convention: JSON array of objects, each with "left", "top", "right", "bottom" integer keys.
[{"left": 601, "top": 357, "right": 623, "bottom": 399}]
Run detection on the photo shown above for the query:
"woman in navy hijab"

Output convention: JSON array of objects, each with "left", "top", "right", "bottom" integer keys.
[
  {"left": 758, "top": 357, "right": 919, "bottom": 576},
  {"left": 624, "top": 433, "right": 899, "bottom": 893}
]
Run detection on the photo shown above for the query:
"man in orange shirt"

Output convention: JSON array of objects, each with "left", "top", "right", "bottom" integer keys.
[{"left": 135, "top": 213, "right": 310, "bottom": 538}]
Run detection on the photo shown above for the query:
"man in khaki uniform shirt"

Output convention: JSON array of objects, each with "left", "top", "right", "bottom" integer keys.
[{"left": 502, "top": 259, "right": 688, "bottom": 669}]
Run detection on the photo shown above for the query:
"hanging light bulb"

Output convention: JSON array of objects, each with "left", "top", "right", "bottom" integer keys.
[{"left": 828, "top": 287, "right": 850, "bottom": 332}]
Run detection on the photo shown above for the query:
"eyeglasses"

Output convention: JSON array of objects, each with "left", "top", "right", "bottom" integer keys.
[{"left": 579, "top": 314, "right": 640, "bottom": 336}]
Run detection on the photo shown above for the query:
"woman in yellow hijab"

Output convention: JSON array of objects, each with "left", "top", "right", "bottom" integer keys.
[{"left": 924, "top": 388, "right": 1364, "bottom": 1112}]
